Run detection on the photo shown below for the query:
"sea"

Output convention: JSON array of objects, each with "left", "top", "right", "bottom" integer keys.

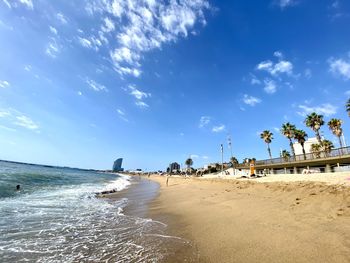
[{"left": 0, "top": 161, "right": 195, "bottom": 262}]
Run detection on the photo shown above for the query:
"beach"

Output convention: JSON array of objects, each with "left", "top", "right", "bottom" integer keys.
[{"left": 147, "top": 173, "right": 350, "bottom": 263}]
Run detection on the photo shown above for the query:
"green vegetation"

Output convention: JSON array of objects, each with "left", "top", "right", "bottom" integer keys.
[
  {"left": 294, "top": 129, "right": 308, "bottom": 160},
  {"left": 260, "top": 130, "right": 273, "bottom": 160},
  {"left": 305, "top": 112, "right": 324, "bottom": 145},
  {"left": 281, "top": 122, "right": 296, "bottom": 159}
]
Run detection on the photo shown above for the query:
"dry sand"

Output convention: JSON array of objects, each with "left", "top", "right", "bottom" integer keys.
[{"left": 148, "top": 175, "right": 350, "bottom": 263}]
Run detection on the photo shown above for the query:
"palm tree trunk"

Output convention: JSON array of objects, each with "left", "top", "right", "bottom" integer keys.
[
  {"left": 338, "top": 136, "right": 343, "bottom": 148},
  {"left": 267, "top": 143, "right": 272, "bottom": 160},
  {"left": 316, "top": 130, "right": 322, "bottom": 145},
  {"left": 339, "top": 136, "right": 343, "bottom": 155},
  {"left": 301, "top": 142, "right": 306, "bottom": 160},
  {"left": 289, "top": 139, "right": 295, "bottom": 160}
]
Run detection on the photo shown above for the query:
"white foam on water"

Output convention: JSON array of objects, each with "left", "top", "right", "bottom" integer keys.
[
  {"left": 0, "top": 175, "right": 190, "bottom": 262},
  {"left": 102, "top": 174, "right": 131, "bottom": 192}
]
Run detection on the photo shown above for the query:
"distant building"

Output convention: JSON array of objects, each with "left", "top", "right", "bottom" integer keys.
[
  {"left": 293, "top": 137, "right": 319, "bottom": 155},
  {"left": 112, "top": 158, "right": 124, "bottom": 172},
  {"left": 168, "top": 162, "right": 180, "bottom": 173}
]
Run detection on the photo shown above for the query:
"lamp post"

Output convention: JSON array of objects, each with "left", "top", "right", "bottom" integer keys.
[{"left": 221, "top": 144, "right": 224, "bottom": 176}]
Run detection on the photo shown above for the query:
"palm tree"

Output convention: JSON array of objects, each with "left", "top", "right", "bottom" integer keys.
[
  {"left": 185, "top": 158, "right": 193, "bottom": 174},
  {"left": 230, "top": 156, "right": 239, "bottom": 168},
  {"left": 322, "top": 139, "right": 334, "bottom": 157},
  {"left": 305, "top": 112, "right": 324, "bottom": 145},
  {"left": 260, "top": 130, "right": 273, "bottom": 159},
  {"left": 281, "top": 150, "right": 291, "bottom": 162},
  {"left": 327, "top": 118, "right": 343, "bottom": 148},
  {"left": 310, "top": 143, "right": 321, "bottom": 158},
  {"left": 294, "top": 129, "right": 308, "bottom": 160},
  {"left": 281, "top": 122, "right": 296, "bottom": 159},
  {"left": 243, "top": 158, "right": 251, "bottom": 166},
  {"left": 346, "top": 99, "right": 350, "bottom": 116}
]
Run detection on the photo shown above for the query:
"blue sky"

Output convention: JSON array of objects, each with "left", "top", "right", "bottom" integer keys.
[{"left": 0, "top": 0, "right": 350, "bottom": 170}]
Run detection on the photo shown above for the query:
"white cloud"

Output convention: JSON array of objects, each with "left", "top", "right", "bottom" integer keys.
[
  {"left": 243, "top": 94, "right": 261, "bottom": 106},
  {"left": 0, "top": 125, "right": 16, "bottom": 132},
  {"left": 125, "top": 85, "right": 151, "bottom": 108},
  {"left": 102, "top": 17, "right": 115, "bottom": 32},
  {"left": 78, "top": 36, "right": 102, "bottom": 51},
  {"left": 77, "top": 91, "right": 83, "bottom": 96},
  {"left": 135, "top": 101, "right": 149, "bottom": 108},
  {"left": 128, "top": 85, "right": 151, "bottom": 100},
  {"left": 202, "top": 155, "right": 209, "bottom": 160},
  {"left": 199, "top": 116, "right": 211, "bottom": 128},
  {"left": 0, "top": 110, "right": 10, "bottom": 117},
  {"left": 86, "top": 78, "right": 107, "bottom": 91},
  {"left": 273, "top": 60, "right": 293, "bottom": 75},
  {"left": 57, "top": 13, "right": 68, "bottom": 24},
  {"left": 250, "top": 74, "right": 261, "bottom": 85},
  {"left": 45, "top": 40, "right": 60, "bottom": 58},
  {"left": 304, "top": 68, "right": 312, "bottom": 79},
  {"left": 0, "top": 80, "right": 10, "bottom": 88},
  {"left": 263, "top": 79, "right": 277, "bottom": 94},
  {"left": 2, "top": 0, "right": 11, "bottom": 8},
  {"left": 86, "top": 0, "right": 210, "bottom": 77},
  {"left": 19, "top": 0, "right": 33, "bottom": 9},
  {"left": 49, "top": 26, "right": 58, "bottom": 35},
  {"left": 212, "top": 124, "right": 226, "bottom": 133},
  {"left": 116, "top": 108, "right": 129, "bottom": 121},
  {"left": 0, "top": 19, "right": 13, "bottom": 30},
  {"left": 277, "top": 0, "right": 296, "bottom": 9},
  {"left": 329, "top": 58, "right": 350, "bottom": 80},
  {"left": 79, "top": 37, "right": 92, "bottom": 48},
  {"left": 4, "top": 0, "right": 33, "bottom": 9},
  {"left": 117, "top": 109, "right": 125, "bottom": 116},
  {"left": 14, "top": 115, "right": 39, "bottom": 130},
  {"left": 297, "top": 103, "right": 337, "bottom": 117},
  {"left": 273, "top": 51, "right": 283, "bottom": 58},
  {"left": 257, "top": 60, "right": 273, "bottom": 71},
  {"left": 256, "top": 52, "right": 293, "bottom": 76},
  {"left": 190, "top": 154, "right": 199, "bottom": 159},
  {"left": 24, "top": 65, "right": 31, "bottom": 71}
]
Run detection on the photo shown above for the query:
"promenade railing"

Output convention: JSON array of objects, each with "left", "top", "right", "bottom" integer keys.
[{"left": 254, "top": 146, "right": 350, "bottom": 166}]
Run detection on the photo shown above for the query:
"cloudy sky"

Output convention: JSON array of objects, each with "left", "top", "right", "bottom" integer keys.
[{"left": 0, "top": 0, "right": 350, "bottom": 170}]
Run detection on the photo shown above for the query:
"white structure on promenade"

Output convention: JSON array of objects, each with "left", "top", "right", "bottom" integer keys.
[{"left": 293, "top": 137, "right": 318, "bottom": 155}]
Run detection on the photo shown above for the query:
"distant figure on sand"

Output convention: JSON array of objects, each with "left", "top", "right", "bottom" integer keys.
[
  {"left": 16, "top": 185, "right": 20, "bottom": 191},
  {"left": 166, "top": 176, "right": 169, "bottom": 187}
]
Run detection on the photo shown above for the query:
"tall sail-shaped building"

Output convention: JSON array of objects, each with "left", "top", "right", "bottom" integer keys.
[{"left": 112, "top": 158, "right": 124, "bottom": 172}]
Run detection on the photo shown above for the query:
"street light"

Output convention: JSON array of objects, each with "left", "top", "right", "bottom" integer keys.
[{"left": 221, "top": 144, "right": 224, "bottom": 176}]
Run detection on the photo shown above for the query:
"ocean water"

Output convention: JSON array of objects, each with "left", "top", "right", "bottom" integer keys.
[{"left": 0, "top": 161, "right": 193, "bottom": 262}]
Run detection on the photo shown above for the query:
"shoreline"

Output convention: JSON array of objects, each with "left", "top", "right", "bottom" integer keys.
[{"left": 145, "top": 174, "right": 350, "bottom": 262}]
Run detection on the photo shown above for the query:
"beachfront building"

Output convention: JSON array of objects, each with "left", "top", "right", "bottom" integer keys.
[
  {"left": 112, "top": 158, "right": 124, "bottom": 172},
  {"left": 292, "top": 137, "right": 318, "bottom": 155},
  {"left": 168, "top": 162, "right": 180, "bottom": 173}
]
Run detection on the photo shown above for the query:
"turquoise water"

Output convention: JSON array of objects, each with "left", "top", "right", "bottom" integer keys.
[
  {"left": 0, "top": 161, "right": 189, "bottom": 262},
  {"left": 0, "top": 161, "right": 124, "bottom": 199}
]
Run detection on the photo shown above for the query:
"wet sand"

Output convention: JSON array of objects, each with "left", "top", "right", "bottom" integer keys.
[{"left": 148, "top": 175, "right": 350, "bottom": 263}]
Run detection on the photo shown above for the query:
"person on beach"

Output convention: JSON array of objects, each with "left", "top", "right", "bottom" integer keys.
[{"left": 166, "top": 176, "right": 169, "bottom": 187}]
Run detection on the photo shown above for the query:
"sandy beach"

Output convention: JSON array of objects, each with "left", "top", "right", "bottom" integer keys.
[{"left": 147, "top": 173, "right": 350, "bottom": 263}]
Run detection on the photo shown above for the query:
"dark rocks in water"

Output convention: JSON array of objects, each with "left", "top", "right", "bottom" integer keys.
[{"left": 95, "top": 189, "right": 117, "bottom": 197}]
